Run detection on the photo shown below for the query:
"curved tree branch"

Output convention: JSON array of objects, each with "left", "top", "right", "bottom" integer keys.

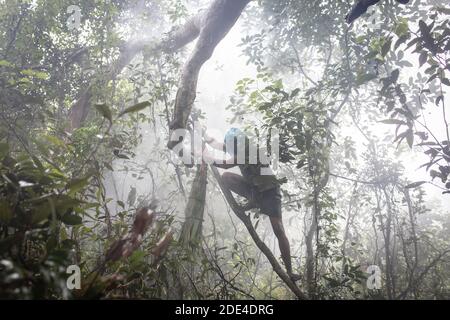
[{"left": 167, "top": 0, "right": 252, "bottom": 148}]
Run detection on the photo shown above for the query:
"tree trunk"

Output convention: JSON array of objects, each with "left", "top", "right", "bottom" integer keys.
[
  {"left": 167, "top": 0, "right": 251, "bottom": 148},
  {"left": 69, "top": 0, "right": 252, "bottom": 133},
  {"left": 179, "top": 163, "right": 208, "bottom": 248},
  {"left": 305, "top": 206, "right": 317, "bottom": 297}
]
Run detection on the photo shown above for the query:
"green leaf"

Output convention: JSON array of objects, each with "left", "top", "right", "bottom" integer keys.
[
  {"left": 61, "top": 239, "right": 77, "bottom": 249},
  {"left": 31, "top": 202, "right": 51, "bottom": 224},
  {"left": 0, "top": 237, "right": 15, "bottom": 252},
  {"left": 290, "top": 88, "right": 300, "bottom": 98},
  {"left": 394, "top": 130, "right": 408, "bottom": 143},
  {"left": 113, "top": 149, "right": 130, "bottom": 159},
  {"left": 419, "top": 20, "right": 431, "bottom": 40},
  {"left": 394, "top": 35, "right": 409, "bottom": 50},
  {"left": 416, "top": 141, "right": 438, "bottom": 146},
  {"left": 391, "top": 69, "right": 400, "bottom": 83},
  {"left": 381, "top": 38, "right": 392, "bottom": 57},
  {"left": 355, "top": 36, "right": 365, "bottom": 44},
  {"left": 20, "top": 69, "right": 49, "bottom": 80},
  {"left": 43, "top": 134, "right": 66, "bottom": 148},
  {"left": 0, "top": 142, "right": 9, "bottom": 159},
  {"left": 94, "top": 104, "right": 113, "bottom": 123},
  {"left": 0, "top": 200, "right": 13, "bottom": 223},
  {"left": 31, "top": 195, "right": 80, "bottom": 224},
  {"left": 103, "top": 162, "right": 114, "bottom": 171},
  {"left": 380, "top": 119, "right": 406, "bottom": 125},
  {"left": 118, "top": 101, "right": 151, "bottom": 117},
  {"left": 61, "top": 213, "right": 82, "bottom": 226},
  {"left": 66, "top": 176, "right": 91, "bottom": 196},
  {"left": 356, "top": 73, "right": 377, "bottom": 86},
  {"left": 129, "top": 250, "right": 145, "bottom": 267},
  {"left": 54, "top": 195, "right": 81, "bottom": 213},
  {"left": 419, "top": 52, "right": 427, "bottom": 67},
  {"left": 436, "top": 7, "right": 450, "bottom": 14},
  {"left": 394, "top": 19, "right": 409, "bottom": 37},
  {"left": 406, "top": 129, "right": 414, "bottom": 148},
  {"left": 0, "top": 60, "right": 13, "bottom": 67},
  {"left": 405, "top": 181, "right": 426, "bottom": 189}
]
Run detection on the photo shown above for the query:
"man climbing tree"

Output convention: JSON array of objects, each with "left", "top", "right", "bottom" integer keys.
[{"left": 200, "top": 128, "right": 301, "bottom": 282}]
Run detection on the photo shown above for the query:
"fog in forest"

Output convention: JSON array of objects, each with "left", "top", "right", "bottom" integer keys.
[{"left": 1, "top": 0, "right": 449, "bottom": 300}]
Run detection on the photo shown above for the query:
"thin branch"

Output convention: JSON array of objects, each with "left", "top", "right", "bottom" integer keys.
[
  {"left": 329, "top": 172, "right": 379, "bottom": 185},
  {"left": 290, "top": 42, "right": 318, "bottom": 86}
]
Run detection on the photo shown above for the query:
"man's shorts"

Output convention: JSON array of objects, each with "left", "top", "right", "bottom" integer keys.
[{"left": 255, "top": 185, "right": 282, "bottom": 218}]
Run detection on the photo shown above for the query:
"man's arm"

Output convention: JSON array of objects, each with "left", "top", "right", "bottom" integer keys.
[
  {"left": 194, "top": 144, "right": 237, "bottom": 169},
  {"left": 204, "top": 131, "right": 225, "bottom": 151},
  {"left": 204, "top": 149, "right": 237, "bottom": 169},
  {"left": 213, "top": 162, "right": 237, "bottom": 169}
]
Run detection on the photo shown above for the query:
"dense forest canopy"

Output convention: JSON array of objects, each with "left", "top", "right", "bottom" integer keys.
[{"left": 0, "top": 0, "right": 449, "bottom": 300}]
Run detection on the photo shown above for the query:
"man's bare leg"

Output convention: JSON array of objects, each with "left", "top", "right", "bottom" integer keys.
[
  {"left": 221, "top": 172, "right": 257, "bottom": 209},
  {"left": 269, "top": 216, "right": 301, "bottom": 282},
  {"left": 221, "top": 173, "right": 299, "bottom": 279}
]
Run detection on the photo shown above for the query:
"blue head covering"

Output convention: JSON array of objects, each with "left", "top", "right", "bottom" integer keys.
[
  {"left": 224, "top": 128, "right": 247, "bottom": 155},
  {"left": 224, "top": 128, "right": 243, "bottom": 143}
]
